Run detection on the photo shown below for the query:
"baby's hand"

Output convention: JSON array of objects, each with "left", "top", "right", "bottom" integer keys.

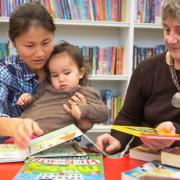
[
  {"left": 17, "top": 93, "right": 32, "bottom": 106},
  {"left": 63, "top": 103, "right": 81, "bottom": 120},
  {"left": 140, "top": 121, "right": 176, "bottom": 150},
  {"left": 14, "top": 118, "right": 44, "bottom": 148}
]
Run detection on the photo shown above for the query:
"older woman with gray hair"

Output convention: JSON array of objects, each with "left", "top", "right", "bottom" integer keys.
[{"left": 96, "top": 0, "right": 180, "bottom": 154}]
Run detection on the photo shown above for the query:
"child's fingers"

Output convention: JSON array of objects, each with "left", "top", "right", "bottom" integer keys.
[
  {"left": 63, "top": 104, "right": 72, "bottom": 114},
  {"left": 74, "top": 92, "right": 86, "bottom": 104},
  {"left": 70, "top": 95, "right": 81, "bottom": 104}
]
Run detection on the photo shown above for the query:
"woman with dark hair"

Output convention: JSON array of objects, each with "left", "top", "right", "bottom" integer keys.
[{"left": 0, "top": 2, "right": 55, "bottom": 146}]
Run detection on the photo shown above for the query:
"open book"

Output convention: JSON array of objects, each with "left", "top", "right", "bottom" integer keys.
[
  {"left": 0, "top": 124, "right": 108, "bottom": 163},
  {"left": 112, "top": 125, "right": 180, "bottom": 140}
]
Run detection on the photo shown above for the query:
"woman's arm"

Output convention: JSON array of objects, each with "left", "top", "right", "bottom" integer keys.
[{"left": 0, "top": 117, "right": 44, "bottom": 147}]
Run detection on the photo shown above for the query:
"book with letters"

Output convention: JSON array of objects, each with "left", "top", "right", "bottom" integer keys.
[
  {"left": 112, "top": 125, "right": 180, "bottom": 140},
  {"left": 0, "top": 124, "right": 85, "bottom": 163},
  {"left": 14, "top": 153, "right": 105, "bottom": 180},
  {"left": 161, "top": 147, "right": 180, "bottom": 168},
  {"left": 122, "top": 161, "right": 180, "bottom": 180},
  {"left": 129, "top": 145, "right": 161, "bottom": 162}
]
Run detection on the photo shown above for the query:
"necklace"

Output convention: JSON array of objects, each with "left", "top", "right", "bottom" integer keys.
[{"left": 169, "top": 57, "right": 180, "bottom": 108}]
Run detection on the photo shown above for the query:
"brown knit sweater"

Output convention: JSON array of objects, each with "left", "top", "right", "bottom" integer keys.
[
  {"left": 21, "top": 82, "right": 108, "bottom": 133},
  {"left": 111, "top": 52, "right": 180, "bottom": 151}
]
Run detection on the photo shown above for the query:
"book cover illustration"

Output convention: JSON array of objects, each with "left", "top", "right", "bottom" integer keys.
[
  {"left": 30, "top": 142, "right": 87, "bottom": 158},
  {"left": 29, "top": 124, "right": 83, "bottom": 155},
  {"left": 122, "top": 161, "right": 180, "bottom": 180},
  {"left": 112, "top": 125, "right": 180, "bottom": 140},
  {"left": 14, "top": 153, "right": 104, "bottom": 180}
]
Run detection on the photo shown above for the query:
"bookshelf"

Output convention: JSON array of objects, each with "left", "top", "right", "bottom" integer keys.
[{"left": 0, "top": 0, "right": 164, "bottom": 134}]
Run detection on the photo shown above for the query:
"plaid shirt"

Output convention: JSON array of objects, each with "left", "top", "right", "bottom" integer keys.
[{"left": 0, "top": 55, "right": 39, "bottom": 117}]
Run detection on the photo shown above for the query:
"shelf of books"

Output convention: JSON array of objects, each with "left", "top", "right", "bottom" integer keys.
[
  {"left": 0, "top": 0, "right": 166, "bottom": 133},
  {"left": 89, "top": 75, "right": 128, "bottom": 81}
]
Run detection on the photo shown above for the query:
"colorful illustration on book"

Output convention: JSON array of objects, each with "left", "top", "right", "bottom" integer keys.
[
  {"left": 31, "top": 142, "right": 87, "bottom": 158},
  {"left": 14, "top": 153, "right": 104, "bottom": 180},
  {"left": 122, "top": 161, "right": 180, "bottom": 179},
  {"left": 29, "top": 124, "right": 83, "bottom": 155},
  {"left": 112, "top": 125, "right": 180, "bottom": 140}
]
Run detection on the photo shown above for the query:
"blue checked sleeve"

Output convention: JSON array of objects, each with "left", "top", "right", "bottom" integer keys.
[{"left": 0, "top": 63, "right": 12, "bottom": 117}]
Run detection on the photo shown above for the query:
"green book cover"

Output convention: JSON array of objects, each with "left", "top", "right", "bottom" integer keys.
[{"left": 14, "top": 153, "right": 104, "bottom": 180}]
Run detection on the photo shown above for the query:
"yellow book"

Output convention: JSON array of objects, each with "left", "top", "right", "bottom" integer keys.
[{"left": 112, "top": 125, "right": 180, "bottom": 140}]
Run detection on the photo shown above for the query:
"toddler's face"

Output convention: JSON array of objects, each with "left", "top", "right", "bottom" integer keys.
[{"left": 48, "top": 52, "right": 85, "bottom": 90}]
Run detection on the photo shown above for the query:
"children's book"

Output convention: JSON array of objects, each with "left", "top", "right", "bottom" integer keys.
[
  {"left": 0, "top": 124, "right": 84, "bottom": 163},
  {"left": 14, "top": 153, "right": 104, "bottom": 180},
  {"left": 0, "top": 124, "right": 109, "bottom": 163},
  {"left": 129, "top": 145, "right": 161, "bottom": 162},
  {"left": 122, "top": 161, "right": 180, "bottom": 180},
  {"left": 161, "top": 147, "right": 180, "bottom": 168},
  {"left": 112, "top": 125, "right": 180, "bottom": 140}
]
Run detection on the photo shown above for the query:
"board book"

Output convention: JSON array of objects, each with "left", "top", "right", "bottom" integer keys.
[
  {"left": 0, "top": 124, "right": 84, "bottom": 162},
  {"left": 0, "top": 124, "right": 109, "bottom": 163},
  {"left": 112, "top": 125, "right": 180, "bottom": 140}
]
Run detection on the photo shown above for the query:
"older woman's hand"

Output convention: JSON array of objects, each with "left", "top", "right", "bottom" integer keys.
[
  {"left": 96, "top": 133, "right": 121, "bottom": 154},
  {"left": 140, "top": 121, "right": 176, "bottom": 150}
]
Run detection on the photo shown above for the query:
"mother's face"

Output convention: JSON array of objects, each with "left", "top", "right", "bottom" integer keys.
[{"left": 14, "top": 25, "right": 54, "bottom": 72}]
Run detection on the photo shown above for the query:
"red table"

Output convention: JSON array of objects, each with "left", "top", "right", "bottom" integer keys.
[{"left": 0, "top": 155, "right": 144, "bottom": 180}]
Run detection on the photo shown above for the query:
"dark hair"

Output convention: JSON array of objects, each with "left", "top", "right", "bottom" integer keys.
[
  {"left": 9, "top": 2, "right": 56, "bottom": 43},
  {"left": 45, "top": 42, "right": 89, "bottom": 86}
]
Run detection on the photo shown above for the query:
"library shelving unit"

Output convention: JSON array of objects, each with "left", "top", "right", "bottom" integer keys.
[{"left": 0, "top": 0, "right": 164, "bottom": 137}]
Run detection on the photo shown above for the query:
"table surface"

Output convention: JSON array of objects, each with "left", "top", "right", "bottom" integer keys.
[{"left": 0, "top": 155, "right": 145, "bottom": 180}]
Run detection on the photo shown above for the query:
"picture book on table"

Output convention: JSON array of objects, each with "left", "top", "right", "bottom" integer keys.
[
  {"left": 0, "top": 124, "right": 109, "bottom": 163},
  {"left": 161, "top": 147, "right": 180, "bottom": 168},
  {"left": 122, "top": 161, "right": 180, "bottom": 180},
  {"left": 14, "top": 153, "right": 104, "bottom": 180},
  {"left": 129, "top": 145, "right": 161, "bottom": 162},
  {"left": 0, "top": 124, "right": 84, "bottom": 163},
  {"left": 112, "top": 125, "right": 180, "bottom": 140}
]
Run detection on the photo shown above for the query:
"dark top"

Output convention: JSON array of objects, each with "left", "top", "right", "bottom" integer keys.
[{"left": 111, "top": 52, "right": 180, "bottom": 151}]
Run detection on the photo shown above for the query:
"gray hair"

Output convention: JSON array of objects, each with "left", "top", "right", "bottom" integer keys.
[{"left": 162, "top": 0, "right": 180, "bottom": 22}]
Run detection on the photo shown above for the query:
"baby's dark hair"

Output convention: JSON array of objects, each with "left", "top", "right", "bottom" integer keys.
[{"left": 45, "top": 42, "right": 89, "bottom": 86}]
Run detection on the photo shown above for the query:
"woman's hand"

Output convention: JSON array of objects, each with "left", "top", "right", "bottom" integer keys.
[
  {"left": 140, "top": 121, "right": 176, "bottom": 150},
  {"left": 17, "top": 93, "right": 32, "bottom": 106},
  {"left": 14, "top": 118, "right": 44, "bottom": 148},
  {"left": 96, "top": 133, "right": 121, "bottom": 154}
]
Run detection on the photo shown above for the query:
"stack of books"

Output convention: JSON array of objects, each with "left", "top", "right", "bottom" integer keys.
[{"left": 111, "top": 125, "right": 180, "bottom": 179}]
